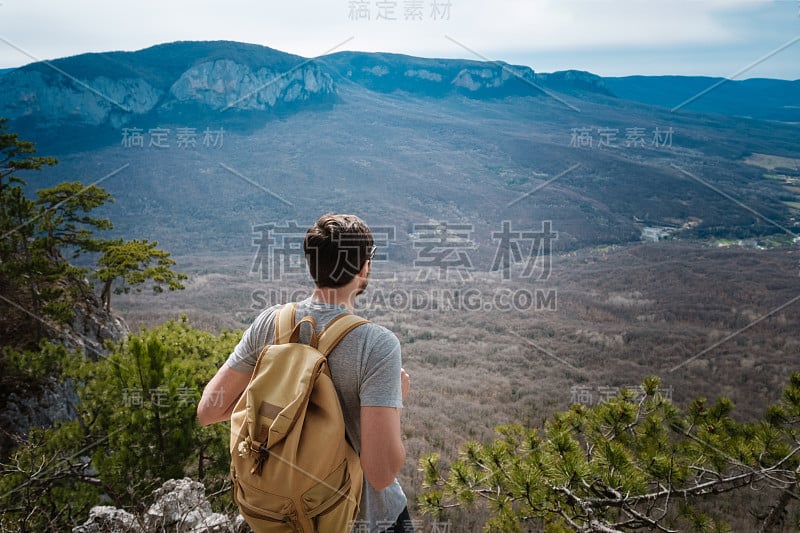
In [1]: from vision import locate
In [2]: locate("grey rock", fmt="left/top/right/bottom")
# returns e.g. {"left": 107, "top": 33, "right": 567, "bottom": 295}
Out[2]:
{"left": 73, "top": 479, "right": 235, "bottom": 533}
{"left": 233, "top": 515, "right": 251, "bottom": 533}
{"left": 0, "top": 285, "right": 127, "bottom": 456}
{"left": 0, "top": 70, "right": 161, "bottom": 126}
{"left": 145, "top": 478, "right": 233, "bottom": 532}
{"left": 62, "top": 291, "right": 128, "bottom": 361}
{"left": 363, "top": 65, "right": 390, "bottom": 77}
{"left": 404, "top": 69, "right": 443, "bottom": 82}
{"left": 169, "top": 60, "right": 334, "bottom": 110}
{"left": 73, "top": 505, "right": 139, "bottom": 533}
{"left": 452, "top": 65, "right": 533, "bottom": 92}
{"left": 1, "top": 379, "right": 78, "bottom": 438}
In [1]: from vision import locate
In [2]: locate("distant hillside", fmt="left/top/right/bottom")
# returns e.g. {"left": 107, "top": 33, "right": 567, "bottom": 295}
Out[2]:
{"left": 320, "top": 51, "right": 612, "bottom": 99}
{"left": 2, "top": 40, "right": 800, "bottom": 257}
{"left": 604, "top": 76, "right": 800, "bottom": 122}
{"left": 3, "top": 41, "right": 797, "bottom": 135}
{"left": 320, "top": 51, "right": 544, "bottom": 98}
{"left": 0, "top": 41, "right": 337, "bottom": 151}
{"left": 535, "top": 70, "right": 613, "bottom": 97}
{"left": 26, "top": 41, "right": 309, "bottom": 88}
{"left": 0, "top": 41, "right": 588, "bottom": 151}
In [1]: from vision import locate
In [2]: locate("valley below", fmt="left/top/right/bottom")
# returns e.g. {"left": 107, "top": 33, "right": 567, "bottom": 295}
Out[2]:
{"left": 114, "top": 238, "right": 800, "bottom": 528}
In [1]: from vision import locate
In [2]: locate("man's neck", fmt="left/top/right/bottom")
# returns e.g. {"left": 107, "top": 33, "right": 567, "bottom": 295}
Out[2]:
{"left": 309, "top": 286, "right": 356, "bottom": 312}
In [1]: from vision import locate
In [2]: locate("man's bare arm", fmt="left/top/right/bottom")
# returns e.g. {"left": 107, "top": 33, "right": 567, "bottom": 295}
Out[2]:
{"left": 360, "top": 406, "right": 405, "bottom": 491}
{"left": 197, "top": 364, "right": 252, "bottom": 426}
{"left": 359, "top": 368, "right": 411, "bottom": 491}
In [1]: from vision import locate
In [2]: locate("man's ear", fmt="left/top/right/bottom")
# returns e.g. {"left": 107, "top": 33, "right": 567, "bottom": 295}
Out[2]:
{"left": 359, "top": 260, "right": 371, "bottom": 277}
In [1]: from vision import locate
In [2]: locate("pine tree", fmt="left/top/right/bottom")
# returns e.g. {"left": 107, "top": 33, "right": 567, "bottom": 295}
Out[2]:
{"left": 0, "top": 119, "right": 187, "bottom": 332}
{"left": 93, "top": 238, "right": 188, "bottom": 312}
{"left": 420, "top": 374, "right": 800, "bottom": 532}
{"left": 35, "top": 181, "right": 113, "bottom": 260}
{"left": 0, "top": 319, "right": 240, "bottom": 531}
{"left": 1, "top": 118, "right": 59, "bottom": 336}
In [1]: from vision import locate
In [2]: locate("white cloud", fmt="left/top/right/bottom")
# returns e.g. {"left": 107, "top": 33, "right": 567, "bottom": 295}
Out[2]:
{"left": 0, "top": 0, "right": 795, "bottom": 78}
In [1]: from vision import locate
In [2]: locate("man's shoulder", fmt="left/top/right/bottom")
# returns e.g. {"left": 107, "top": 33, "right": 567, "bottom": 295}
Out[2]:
{"left": 249, "top": 303, "right": 282, "bottom": 330}
{"left": 260, "top": 303, "right": 283, "bottom": 318}
{"left": 354, "top": 319, "right": 394, "bottom": 335}
{"left": 255, "top": 302, "right": 401, "bottom": 349}
{"left": 351, "top": 319, "right": 400, "bottom": 351}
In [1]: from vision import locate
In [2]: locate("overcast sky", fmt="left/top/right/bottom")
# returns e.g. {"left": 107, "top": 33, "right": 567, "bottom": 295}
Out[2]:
{"left": 0, "top": 0, "right": 798, "bottom": 79}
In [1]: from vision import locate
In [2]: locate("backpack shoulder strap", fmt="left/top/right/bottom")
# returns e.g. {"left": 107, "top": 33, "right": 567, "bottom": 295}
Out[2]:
{"left": 317, "top": 314, "right": 369, "bottom": 356}
{"left": 273, "top": 303, "right": 298, "bottom": 345}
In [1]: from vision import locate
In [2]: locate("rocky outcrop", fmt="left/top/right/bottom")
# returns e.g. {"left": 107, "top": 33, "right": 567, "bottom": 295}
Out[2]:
{"left": 2, "top": 70, "right": 161, "bottom": 127}
{"left": 404, "top": 68, "right": 443, "bottom": 82}
{"left": 73, "top": 478, "right": 243, "bottom": 533}
{"left": 452, "top": 64, "right": 535, "bottom": 92}
{"left": 324, "top": 51, "right": 540, "bottom": 98}
{"left": 0, "top": 378, "right": 79, "bottom": 449}
{"left": 0, "top": 281, "right": 128, "bottom": 458}
{"left": 534, "top": 69, "right": 612, "bottom": 95}
{"left": 144, "top": 478, "right": 233, "bottom": 532}
{"left": 73, "top": 506, "right": 138, "bottom": 533}
{"left": 0, "top": 42, "right": 336, "bottom": 130}
{"left": 61, "top": 289, "right": 129, "bottom": 360}
{"left": 169, "top": 59, "right": 334, "bottom": 110}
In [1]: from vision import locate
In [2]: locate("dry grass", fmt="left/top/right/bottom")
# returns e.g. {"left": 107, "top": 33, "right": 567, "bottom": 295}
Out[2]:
{"left": 743, "top": 152, "right": 800, "bottom": 171}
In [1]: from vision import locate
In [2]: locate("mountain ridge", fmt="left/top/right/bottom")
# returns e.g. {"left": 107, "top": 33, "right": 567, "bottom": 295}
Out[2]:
{"left": 2, "top": 40, "right": 797, "bottom": 144}
{"left": 604, "top": 75, "right": 800, "bottom": 122}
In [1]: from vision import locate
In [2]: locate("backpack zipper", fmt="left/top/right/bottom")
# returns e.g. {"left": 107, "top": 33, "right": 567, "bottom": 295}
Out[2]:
{"left": 311, "top": 485, "right": 352, "bottom": 518}
{"left": 237, "top": 496, "right": 300, "bottom": 531}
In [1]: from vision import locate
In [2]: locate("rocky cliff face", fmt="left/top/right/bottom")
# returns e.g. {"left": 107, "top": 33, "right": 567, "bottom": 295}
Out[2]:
{"left": 3, "top": 70, "right": 162, "bottom": 127}
{"left": 534, "top": 69, "right": 612, "bottom": 96}
{"left": 0, "top": 284, "right": 128, "bottom": 458}
{"left": 322, "top": 51, "right": 542, "bottom": 97}
{"left": 0, "top": 43, "right": 336, "bottom": 129}
{"left": 169, "top": 60, "right": 333, "bottom": 110}
{"left": 451, "top": 65, "right": 534, "bottom": 91}
{"left": 62, "top": 289, "right": 129, "bottom": 360}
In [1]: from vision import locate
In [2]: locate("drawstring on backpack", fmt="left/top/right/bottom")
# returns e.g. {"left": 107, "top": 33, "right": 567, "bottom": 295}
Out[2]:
{"left": 251, "top": 442, "right": 270, "bottom": 476}
{"left": 238, "top": 435, "right": 271, "bottom": 476}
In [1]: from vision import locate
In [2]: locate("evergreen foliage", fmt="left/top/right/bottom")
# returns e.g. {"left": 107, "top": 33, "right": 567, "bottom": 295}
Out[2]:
{"left": 0, "top": 117, "right": 185, "bottom": 341}
{"left": 420, "top": 375, "right": 800, "bottom": 532}
{"left": 0, "top": 319, "right": 239, "bottom": 532}
{"left": 94, "top": 239, "right": 187, "bottom": 312}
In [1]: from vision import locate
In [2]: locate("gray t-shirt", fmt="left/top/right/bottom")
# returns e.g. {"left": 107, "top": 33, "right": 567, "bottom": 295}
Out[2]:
{"left": 226, "top": 298, "right": 407, "bottom": 532}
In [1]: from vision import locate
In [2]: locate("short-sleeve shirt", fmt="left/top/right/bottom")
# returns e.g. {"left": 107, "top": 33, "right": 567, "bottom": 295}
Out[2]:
{"left": 226, "top": 298, "right": 407, "bottom": 532}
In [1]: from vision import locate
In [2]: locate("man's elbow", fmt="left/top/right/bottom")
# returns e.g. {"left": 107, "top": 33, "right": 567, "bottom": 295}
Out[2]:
{"left": 363, "top": 447, "right": 405, "bottom": 491}
{"left": 197, "top": 397, "right": 227, "bottom": 426}
{"left": 196, "top": 403, "right": 214, "bottom": 426}
{"left": 365, "top": 473, "right": 394, "bottom": 492}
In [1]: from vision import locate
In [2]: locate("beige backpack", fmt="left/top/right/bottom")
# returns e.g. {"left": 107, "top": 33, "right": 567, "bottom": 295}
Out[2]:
{"left": 230, "top": 303, "right": 367, "bottom": 532}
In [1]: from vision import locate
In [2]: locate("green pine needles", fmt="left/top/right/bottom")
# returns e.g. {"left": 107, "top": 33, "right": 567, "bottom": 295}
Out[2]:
{"left": 420, "top": 375, "right": 800, "bottom": 532}
{"left": 0, "top": 319, "right": 240, "bottom": 532}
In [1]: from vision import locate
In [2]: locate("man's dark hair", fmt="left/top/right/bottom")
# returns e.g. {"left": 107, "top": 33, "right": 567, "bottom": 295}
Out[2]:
{"left": 304, "top": 214, "right": 375, "bottom": 288}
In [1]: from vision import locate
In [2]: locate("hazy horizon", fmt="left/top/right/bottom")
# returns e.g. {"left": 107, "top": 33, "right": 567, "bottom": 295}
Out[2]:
{"left": 1, "top": 1, "right": 798, "bottom": 79}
